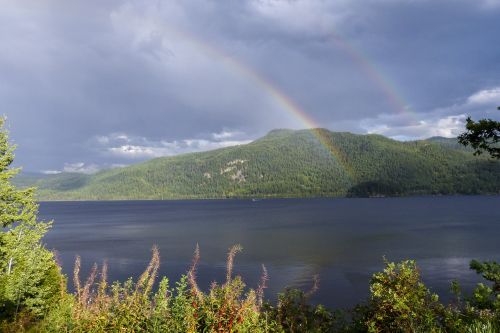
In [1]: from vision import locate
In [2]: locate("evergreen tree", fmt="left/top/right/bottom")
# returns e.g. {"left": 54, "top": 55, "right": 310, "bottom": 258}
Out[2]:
{"left": 0, "top": 117, "right": 63, "bottom": 320}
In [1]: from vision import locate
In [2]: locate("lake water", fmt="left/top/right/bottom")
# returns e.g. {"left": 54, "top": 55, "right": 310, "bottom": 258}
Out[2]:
{"left": 39, "top": 196, "right": 500, "bottom": 309}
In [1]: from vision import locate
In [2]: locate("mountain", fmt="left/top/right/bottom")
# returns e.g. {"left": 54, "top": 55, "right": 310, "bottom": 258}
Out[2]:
{"left": 13, "top": 129, "right": 500, "bottom": 200}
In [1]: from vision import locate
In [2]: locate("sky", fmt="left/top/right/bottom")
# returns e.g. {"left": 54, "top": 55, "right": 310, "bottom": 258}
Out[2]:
{"left": 2, "top": 0, "right": 500, "bottom": 173}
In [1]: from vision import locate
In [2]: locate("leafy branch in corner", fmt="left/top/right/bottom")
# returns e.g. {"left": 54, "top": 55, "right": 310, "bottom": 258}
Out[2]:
{"left": 458, "top": 106, "right": 500, "bottom": 159}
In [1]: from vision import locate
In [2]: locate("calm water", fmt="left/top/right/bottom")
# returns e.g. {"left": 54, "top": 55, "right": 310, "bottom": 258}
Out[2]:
{"left": 39, "top": 196, "right": 500, "bottom": 309}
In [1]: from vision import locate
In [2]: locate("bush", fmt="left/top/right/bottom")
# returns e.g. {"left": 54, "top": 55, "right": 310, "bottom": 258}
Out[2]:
{"left": 263, "top": 276, "right": 338, "bottom": 333}
{"left": 363, "top": 259, "right": 444, "bottom": 332}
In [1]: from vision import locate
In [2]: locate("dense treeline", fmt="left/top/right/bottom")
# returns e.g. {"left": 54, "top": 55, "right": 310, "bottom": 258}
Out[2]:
{"left": 15, "top": 129, "right": 500, "bottom": 200}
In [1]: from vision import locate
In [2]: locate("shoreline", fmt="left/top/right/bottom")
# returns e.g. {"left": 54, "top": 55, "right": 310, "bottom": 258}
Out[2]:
{"left": 37, "top": 192, "right": 500, "bottom": 203}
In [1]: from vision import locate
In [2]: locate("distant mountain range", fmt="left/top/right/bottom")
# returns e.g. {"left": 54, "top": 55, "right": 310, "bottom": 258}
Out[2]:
{"left": 13, "top": 129, "right": 500, "bottom": 200}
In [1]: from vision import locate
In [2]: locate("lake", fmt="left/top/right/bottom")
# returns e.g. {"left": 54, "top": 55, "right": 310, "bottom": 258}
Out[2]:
{"left": 39, "top": 196, "right": 500, "bottom": 309}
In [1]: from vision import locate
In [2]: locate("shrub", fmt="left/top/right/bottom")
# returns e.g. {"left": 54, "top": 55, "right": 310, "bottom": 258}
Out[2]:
{"left": 363, "top": 259, "right": 444, "bottom": 332}
{"left": 261, "top": 275, "right": 346, "bottom": 333}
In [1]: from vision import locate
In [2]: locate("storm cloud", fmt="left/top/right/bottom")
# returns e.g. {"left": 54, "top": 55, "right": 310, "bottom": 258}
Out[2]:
{"left": 2, "top": 0, "right": 499, "bottom": 172}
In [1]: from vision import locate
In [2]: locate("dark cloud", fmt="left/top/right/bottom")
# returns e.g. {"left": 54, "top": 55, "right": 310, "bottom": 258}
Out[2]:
{"left": 2, "top": 0, "right": 499, "bottom": 172}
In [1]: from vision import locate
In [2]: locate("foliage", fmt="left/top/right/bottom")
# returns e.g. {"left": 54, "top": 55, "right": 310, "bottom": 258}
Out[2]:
{"left": 362, "top": 260, "right": 444, "bottom": 332}
{"left": 458, "top": 107, "right": 500, "bottom": 159}
{"left": 14, "top": 129, "right": 500, "bottom": 200}
{"left": 437, "top": 262, "right": 500, "bottom": 333}
{"left": 2, "top": 242, "right": 500, "bottom": 332}
{"left": 0, "top": 117, "right": 64, "bottom": 323}
{"left": 348, "top": 259, "right": 500, "bottom": 333}
{"left": 467, "top": 260, "right": 500, "bottom": 313}
{"left": 470, "top": 260, "right": 500, "bottom": 292}
{"left": 28, "top": 245, "right": 279, "bottom": 333}
{"left": 263, "top": 277, "right": 338, "bottom": 333}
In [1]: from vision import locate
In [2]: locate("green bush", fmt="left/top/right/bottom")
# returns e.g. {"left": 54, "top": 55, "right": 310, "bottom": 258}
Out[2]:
{"left": 263, "top": 277, "right": 337, "bottom": 333}
{"left": 363, "top": 260, "right": 444, "bottom": 332}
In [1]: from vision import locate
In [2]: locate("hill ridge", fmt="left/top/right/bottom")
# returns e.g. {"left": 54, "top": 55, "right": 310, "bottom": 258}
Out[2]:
{"left": 14, "top": 129, "right": 500, "bottom": 200}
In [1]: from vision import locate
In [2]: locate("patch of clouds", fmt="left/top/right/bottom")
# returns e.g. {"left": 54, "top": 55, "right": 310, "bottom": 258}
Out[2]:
{"left": 110, "top": 163, "right": 128, "bottom": 169}
{"left": 247, "top": 0, "right": 500, "bottom": 40}
{"left": 360, "top": 87, "right": 500, "bottom": 140}
{"left": 62, "top": 162, "right": 101, "bottom": 174}
{"left": 477, "top": 0, "right": 500, "bottom": 9}
{"left": 95, "top": 136, "right": 110, "bottom": 145}
{"left": 42, "top": 162, "right": 128, "bottom": 175}
{"left": 211, "top": 130, "right": 245, "bottom": 140}
{"left": 41, "top": 170, "right": 62, "bottom": 175}
{"left": 108, "top": 145, "right": 170, "bottom": 159}
{"left": 466, "top": 87, "right": 500, "bottom": 105}
{"left": 97, "top": 132, "right": 252, "bottom": 159}
{"left": 248, "top": 0, "right": 346, "bottom": 37}
{"left": 95, "top": 133, "right": 132, "bottom": 145}
{"left": 107, "top": 2, "right": 289, "bottom": 120}
{"left": 360, "top": 114, "right": 467, "bottom": 140}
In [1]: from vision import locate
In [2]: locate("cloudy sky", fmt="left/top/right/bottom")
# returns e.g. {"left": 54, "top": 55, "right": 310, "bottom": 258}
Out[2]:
{"left": 2, "top": 0, "right": 500, "bottom": 173}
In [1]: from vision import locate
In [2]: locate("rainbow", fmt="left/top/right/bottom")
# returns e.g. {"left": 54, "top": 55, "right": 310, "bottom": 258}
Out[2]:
{"left": 153, "top": 24, "right": 414, "bottom": 182}
{"left": 328, "top": 32, "right": 414, "bottom": 120}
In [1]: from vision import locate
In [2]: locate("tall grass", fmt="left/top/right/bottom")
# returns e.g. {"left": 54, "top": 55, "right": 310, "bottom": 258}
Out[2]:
{"left": 4, "top": 246, "right": 499, "bottom": 332}
{"left": 34, "top": 244, "right": 278, "bottom": 333}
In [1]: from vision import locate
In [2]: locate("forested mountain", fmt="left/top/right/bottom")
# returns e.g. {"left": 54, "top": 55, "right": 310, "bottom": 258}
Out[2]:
{"left": 14, "top": 129, "right": 500, "bottom": 200}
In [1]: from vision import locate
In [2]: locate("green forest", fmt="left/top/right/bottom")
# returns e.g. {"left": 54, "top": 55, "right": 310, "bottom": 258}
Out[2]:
{"left": 14, "top": 129, "right": 500, "bottom": 200}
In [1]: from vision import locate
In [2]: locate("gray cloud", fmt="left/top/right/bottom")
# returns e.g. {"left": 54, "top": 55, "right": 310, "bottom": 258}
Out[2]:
{"left": 1, "top": 0, "right": 499, "bottom": 172}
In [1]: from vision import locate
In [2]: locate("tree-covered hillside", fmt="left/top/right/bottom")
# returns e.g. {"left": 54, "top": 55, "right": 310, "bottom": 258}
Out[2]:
{"left": 15, "top": 129, "right": 500, "bottom": 200}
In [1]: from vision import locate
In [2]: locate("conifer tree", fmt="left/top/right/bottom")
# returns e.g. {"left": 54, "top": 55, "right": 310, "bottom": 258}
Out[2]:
{"left": 0, "top": 117, "right": 63, "bottom": 319}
